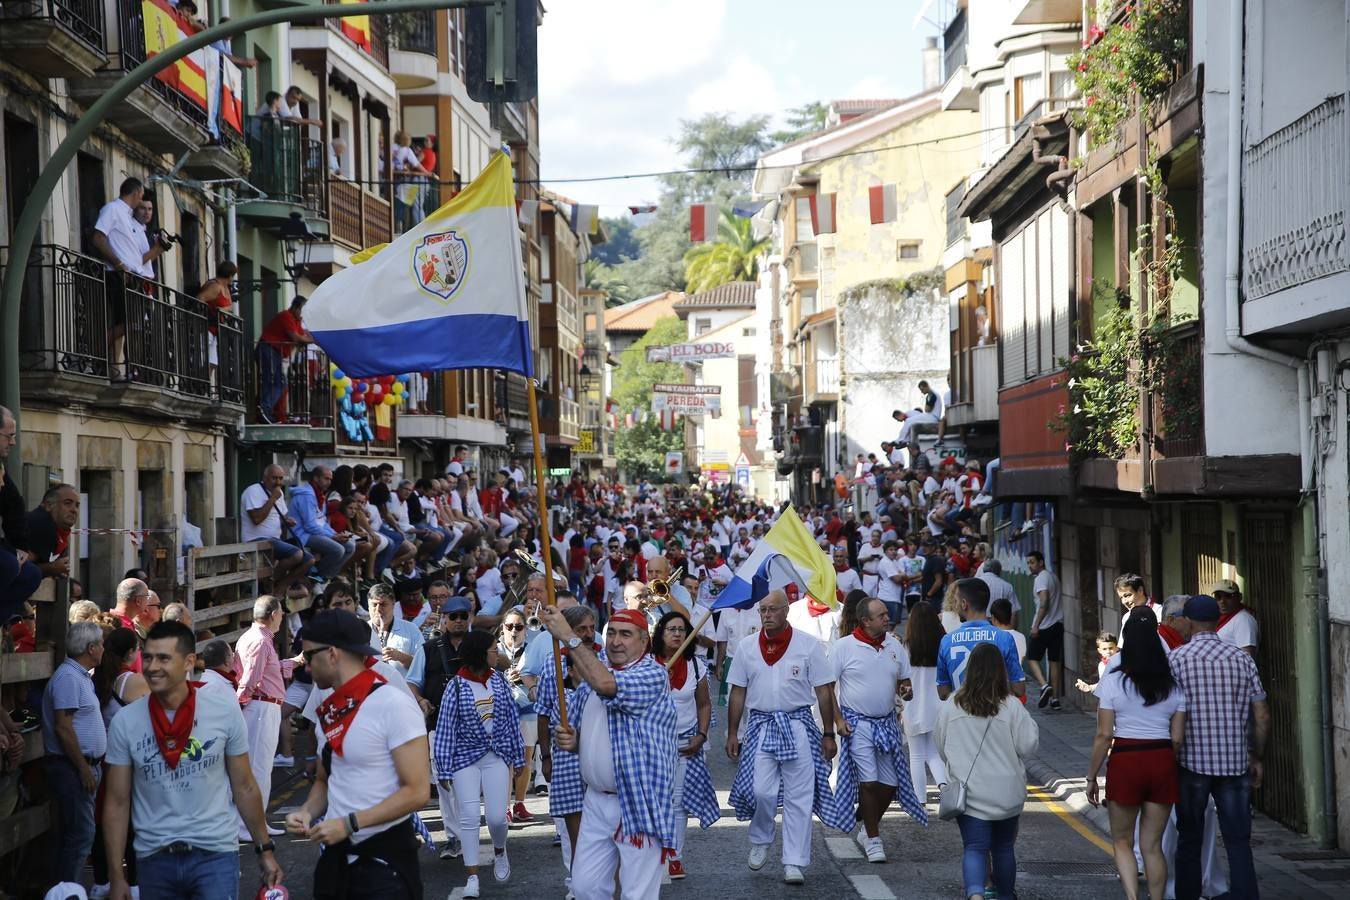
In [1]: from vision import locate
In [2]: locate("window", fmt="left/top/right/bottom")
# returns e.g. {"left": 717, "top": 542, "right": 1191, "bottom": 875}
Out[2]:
{"left": 800, "top": 289, "right": 817, "bottom": 316}
{"left": 798, "top": 242, "right": 818, "bottom": 274}
{"left": 897, "top": 240, "right": 921, "bottom": 260}
{"left": 999, "top": 203, "right": 1072, "bottom": 387}
{"left": 448, "top": 10, "right": 467, "bottom": 82}
{"left": 794, "top": 196, "right": 815, "bottom": 241}
{"left": 742, "top": 327, "right": 757, "bottom": 337}
{"left": 694, "top": 317, "right": 712, "bottom": 336}
{"left": 1013, "top": 73, "right": 1044, "bottom": 122}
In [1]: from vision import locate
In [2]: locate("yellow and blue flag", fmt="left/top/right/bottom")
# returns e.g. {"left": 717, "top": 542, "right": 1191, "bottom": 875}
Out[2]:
{"left": 306, "top": 151, "right": 533, "bottom": 378}
{"left": 711, "top": 504, "right": 837, "bottom": 610}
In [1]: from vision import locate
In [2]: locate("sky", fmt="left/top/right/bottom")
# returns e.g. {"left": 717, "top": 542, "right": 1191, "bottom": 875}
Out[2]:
{"left": 536, "top": 0, "right": 948, "bottom": 216}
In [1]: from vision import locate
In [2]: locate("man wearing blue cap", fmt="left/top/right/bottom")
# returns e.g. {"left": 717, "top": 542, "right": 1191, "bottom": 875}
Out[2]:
{"left": 1168, "top": 594, "right": 1269, "bottom": 900}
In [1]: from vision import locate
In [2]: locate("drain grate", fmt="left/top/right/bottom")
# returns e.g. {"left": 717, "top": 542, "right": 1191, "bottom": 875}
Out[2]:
{"left": 1020, "top": 861, "right": 1120, "bottom": 877}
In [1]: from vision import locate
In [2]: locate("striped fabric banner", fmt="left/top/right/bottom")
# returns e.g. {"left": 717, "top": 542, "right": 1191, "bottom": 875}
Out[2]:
{"left": 690, "top": 203, "right": 716, "bottom": 242}
{"left": 809, "top": 192, "right": 836, "bottom": 235}
{"left": 869, "top": 184, "right": 897, "bottom": 224}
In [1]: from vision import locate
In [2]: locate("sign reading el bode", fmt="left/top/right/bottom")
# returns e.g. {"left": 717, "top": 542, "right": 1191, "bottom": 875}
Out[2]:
{"left": 645, "top": 341, "right": 736, "bottom": 363}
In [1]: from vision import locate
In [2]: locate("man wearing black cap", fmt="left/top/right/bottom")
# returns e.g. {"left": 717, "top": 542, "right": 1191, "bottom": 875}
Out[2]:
{"left": 287, "top": 610, "right": 430, "bottom": 899}
{"left": 1168, "top": 594, "right": 1269, "bottom": 900}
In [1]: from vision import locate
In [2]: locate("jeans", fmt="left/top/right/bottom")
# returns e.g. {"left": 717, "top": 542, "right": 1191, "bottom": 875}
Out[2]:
{"left": 137, "top": 846, "right": 239, "bottom": 900}
{"left": 305, "top": 534, "right": 356, "bottom": 579}
{"left": 375, "top": 524, "right": 405, "bottom": 572}
{"left": 0, "top": 548, "right": 42, "bottom": 621}
{"left": 955, "top": 813, "right": 1018, "bottom": 899}
{"left": 46, "top": 757, "right": 99, "bottom": 883}
{"left": 1176, "top": 767, "right": 1258, "bottom": 899}
{"left": 257, "top": 344, "right": 285, "bottom": 417}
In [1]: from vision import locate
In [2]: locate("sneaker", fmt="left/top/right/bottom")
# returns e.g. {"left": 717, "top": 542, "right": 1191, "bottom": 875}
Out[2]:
{"left": 273, "top": 754, "right": 294, "bottom": 767}
{"left": 551, "top": 833, "right": 562, "bottom": 847}
{"left": 865, "top": 837, "right": 886, "bottom": 863}
{"left": 90, "top": 885, "right": 111, "bottom": 900}
{"left": 748, "top": 844, "right": 768, "bottom": 870}
{"left": 530, "top": 782, "right": 549, "bottom": 796}
{"left": 1050, "top": 698, "right": 1063, "bottom": 711}
{"left": 493, "top": 849, "right": 511, "bottom": 882}
{"left": 439, "top": 833, "right": 462, "bottom": 859}
{"left": 13, "top": 709, "right": 38, "bottom": 733}
{"left": 381, "top": 568, "right": 396, "bottom": 586}
{"left": 1037, "top": 683, "right": 1052, "bottom": 709}
{"left": 511, "top": 801, "right": 534, "bottom": 822}
{"left": 463, "top": 874, "right": 480, "bottom": 898}
{"left": 668, "top": 858, "right": 687, "bottom": 879}
{"left": 783, "top": 864, "right": 805, "bottom": 885}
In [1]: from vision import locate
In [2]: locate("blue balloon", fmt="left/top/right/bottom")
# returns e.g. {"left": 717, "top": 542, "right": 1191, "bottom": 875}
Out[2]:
{"left": 332, "top": 368, "right": 345, "bottom": 381}
{"left": 398, "top": 373, "right": 411, "bottom": 383}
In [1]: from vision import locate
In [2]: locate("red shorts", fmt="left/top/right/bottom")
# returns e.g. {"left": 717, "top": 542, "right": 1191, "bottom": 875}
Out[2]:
{"left": 1105, "top": 738, "right": 1178, "bottom": 806}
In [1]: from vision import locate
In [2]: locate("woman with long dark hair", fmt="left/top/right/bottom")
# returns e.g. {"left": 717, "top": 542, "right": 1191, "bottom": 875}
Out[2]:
{"left": 837, "top": 588, "right": 870, "bottom": 639}
{"left": 653, "top": 610, "right": 718, "bottom": 878}
{"left": 93, "top": 627, "right": 146, "bottom": 897}
{"left": 936, "top": 643, "right": 1040, "bottom": 900}
{"left": 903, "top": 600, "right": 948, "bottom": 806}
{"left": 1086, "top": 608, "right": 1186, "bottom": 900}
{"left": 432, "top": 629, "right": 524, "bottom": 898}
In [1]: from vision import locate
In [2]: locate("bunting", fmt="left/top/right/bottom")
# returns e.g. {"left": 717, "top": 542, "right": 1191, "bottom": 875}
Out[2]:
{"left": 628, "top": 204, "right": 657, "bottom": 215}
{"left": 517, "top": 198, "right": 539, "bottom": 228}
{"left": 809, "top": 192, "right": 836, "bottom": 235}
{"left": 868, "top": 184, "right": 897, "bottom": 225}
{"left": 570, "top": 203, "right": 599, "bottom": 235}
{"left": 690, "top": 203, "right": 716, "bottom": 242}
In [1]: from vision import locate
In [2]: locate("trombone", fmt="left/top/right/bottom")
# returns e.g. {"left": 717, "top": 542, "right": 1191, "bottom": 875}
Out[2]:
{"left": 643, "top": 567, "right": 684, "bottom": 609}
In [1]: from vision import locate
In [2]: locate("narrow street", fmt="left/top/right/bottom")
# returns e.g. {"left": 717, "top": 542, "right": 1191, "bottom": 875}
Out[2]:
{"left": 244, "top": 712, "right": 1118, "bottom": 899}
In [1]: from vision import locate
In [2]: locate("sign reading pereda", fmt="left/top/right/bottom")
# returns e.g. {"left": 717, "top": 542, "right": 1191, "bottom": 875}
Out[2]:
{"left": 652, "top": 393, "right": 721, "bottom": 414}
{"left": 645, "top": 341, "right": 736, "bottom": 363}
{"left": 652, "top": 383, "right": 722, "bottom": 395}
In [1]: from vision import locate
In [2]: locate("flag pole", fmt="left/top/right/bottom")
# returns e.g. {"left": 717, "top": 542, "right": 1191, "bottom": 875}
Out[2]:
{"left": 664, "top": 607, "right": 714, "bottom": 672}
{"left": 526, "top": 377, "right": 569, "bottom": 729}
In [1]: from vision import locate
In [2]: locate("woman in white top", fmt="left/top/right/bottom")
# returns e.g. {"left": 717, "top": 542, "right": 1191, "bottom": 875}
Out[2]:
{"left": 1086, "top": 610, "right": 1186, "bottom": 900}
{"left": 902, "top": 600, "right": 948, "bottom": 807}
{"left": 939, "top": 580, "right": 963, "bottom": 634}
{"left": 92, "top": 627, "right": 149, "bottom": 896}
{"left": 495, "top": 608, "right": 537, "bottom": 823}
{"left": 936, "top": 642, "right": 1040, "bottom": 900}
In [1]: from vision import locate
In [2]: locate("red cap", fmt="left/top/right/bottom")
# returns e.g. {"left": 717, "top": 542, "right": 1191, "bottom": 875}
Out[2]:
{"left": 783, "top": 583, "right": 801, "bottom": 602}
{"left": 608, "top": 609, "right": 648, "bottom": 632}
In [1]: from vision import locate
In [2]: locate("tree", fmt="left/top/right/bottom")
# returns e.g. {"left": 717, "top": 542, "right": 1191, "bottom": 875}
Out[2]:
{"left": 613, "top": 316, "right": 687, "bottom": 480}
{"left": 591, "top": 217, "right": 639, "bottom": 265}
{"left": 682, "top": 211, "right": 770, "bottom": 293}
{"left": 770, "top": 101, "right": 829, "bottom": 144}
{"left": 583, "top": 259, "right": 634, "bottom": 305}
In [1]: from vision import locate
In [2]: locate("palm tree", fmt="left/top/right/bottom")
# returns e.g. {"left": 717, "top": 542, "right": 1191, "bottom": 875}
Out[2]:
{"left": 682, "top": 211, "right": 770, "bottom": 293}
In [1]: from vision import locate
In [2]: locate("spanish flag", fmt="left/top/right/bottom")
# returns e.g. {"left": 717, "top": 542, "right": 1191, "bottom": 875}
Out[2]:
{"left": 142, "top": 0, "right": 207, "bottom": 109}
{"left": 340, "top": 0, "right": 372, "bottom": 51}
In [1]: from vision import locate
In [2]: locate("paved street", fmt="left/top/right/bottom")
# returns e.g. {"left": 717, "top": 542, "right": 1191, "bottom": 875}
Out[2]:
{"left": 243, "top": 711, "right": 1121, "bottom": 899}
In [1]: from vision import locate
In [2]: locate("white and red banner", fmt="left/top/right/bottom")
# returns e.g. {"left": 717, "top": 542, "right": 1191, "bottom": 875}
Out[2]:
{"left": 809, "top": 192, "right": 836, "bottom": 235}
{"left": 690, "top": 203, "right": 717, "bottom": 242}
{"left": 869, "top": 184, "right": 896, "bottom": 225}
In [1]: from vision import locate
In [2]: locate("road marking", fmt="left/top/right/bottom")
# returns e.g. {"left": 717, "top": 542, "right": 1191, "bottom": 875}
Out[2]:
{"left": 826, "top": 835, "right": 864, "bottom": 859}
{"left": 268, "top": 779, "right": 304, "bottom": 813}
{"left": 1026, "top": 784, "right": 1113, "bottom": 854}
{"left": 848, "top": 873, "right": 897, "bottom": 899}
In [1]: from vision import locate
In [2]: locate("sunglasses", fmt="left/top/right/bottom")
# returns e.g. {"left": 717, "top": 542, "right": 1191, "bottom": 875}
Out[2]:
{"left": 302, "top": 646, "right": 331, "bottom": 662}
{"left": 503, "top": 622, "right": 525, "bottom": 632}
{"left": 445, "top": 612, "right": 470, "bottom": 621}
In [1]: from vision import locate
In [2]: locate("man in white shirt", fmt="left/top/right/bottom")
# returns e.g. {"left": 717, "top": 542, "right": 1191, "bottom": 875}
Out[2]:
{"left": 977, "top": 560, "right": 1021, "bottom": 616}
{"left": 857, "top": 530, "right": 884, "bottom": 596}
{"left": 694, "top": 547, "right": 733, "bottom": 607}
{"left": 726, "top": 590, "right": 848, "bottom": 885}
{"left": 1025, "top": 551, "right": 1064, "bottom": 710}
{"left": 240, "top": 464, "right": 312, "bottom": 597}
{"left": 876, "top": 541, "right": 905, "bottom": 622}
{"left": 1211, "top": 578, "right": 1259, "bottom": 658}
{"left": 91, "top": 177, "right": 152, "bottom": 379}
{"left": 832, "top": 598, "right": 926, "bottom": 862}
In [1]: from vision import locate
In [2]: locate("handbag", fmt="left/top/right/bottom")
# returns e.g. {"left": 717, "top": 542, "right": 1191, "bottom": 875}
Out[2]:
{"left": 938, "top": 718, "right": 993, "bottom": 821}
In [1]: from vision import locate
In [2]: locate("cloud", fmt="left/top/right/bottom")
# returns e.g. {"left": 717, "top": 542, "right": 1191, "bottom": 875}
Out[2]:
{"left": 685, "top": 57, "right": 781, "bottom": 118}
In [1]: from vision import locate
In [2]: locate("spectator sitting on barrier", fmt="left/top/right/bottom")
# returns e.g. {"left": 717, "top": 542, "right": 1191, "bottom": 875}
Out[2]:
{"left": 24, "top": 483, "right": 78, "bottom": 586}
{"left": 0, "top": 407, "right": 42, "bottom": 625}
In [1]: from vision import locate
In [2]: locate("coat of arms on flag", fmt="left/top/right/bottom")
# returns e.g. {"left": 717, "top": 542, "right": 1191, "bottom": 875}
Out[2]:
{"left": 412, "top": 231, "right": 469, "bottom": 303}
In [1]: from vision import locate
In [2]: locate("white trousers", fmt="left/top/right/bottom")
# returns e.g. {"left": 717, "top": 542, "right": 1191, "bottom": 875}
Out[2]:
{"left": 898, "top": 411, "right": 939, "bottom": 444}
{"left": 671, "top": 754, "right": 689, "bottom": 857}
{"left": 237, "top": 700, "right": 281, "bottom": 835}
{"left": 906, "top": 730, "right": 947, "bottom": 804}
{"left": 553, "top": 816, "right": 573, "bottom": 871}
{"left": 455, "top": 752, "right": 510, "bottom": 867}
{"left": 499, "top": 512, "right": 519, "bottom": 537}
{"left": 749, "top": 718, "right": 814, "bottom": 867}
{"left": 1158, "top": 798, "right": 1228, "bottom": 898}
{"left": 572, "top": 789, "right": 663, "bottom": 900}
{"left": 862, "top": 574, "right": 880, "bottom": 596}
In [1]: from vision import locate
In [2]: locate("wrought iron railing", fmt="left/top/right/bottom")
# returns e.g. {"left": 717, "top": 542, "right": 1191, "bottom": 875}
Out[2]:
{"left": 0, "top": 0, "right": 105, "bottom": 53}
{"left": 246, "top": 116, "right": 327, "bottom": 215}
{"left": 946, "top": 180, "right": 968, "bottom": 248}
{"left": 8, "top": 244, "right": 109, "bottom": 379}
{"left": 248, "top": 344, "right": 334, "bottom": 429}
{"left": 396, "top": 9, "right": 436, "bottom": 54}
{"left": 112, "top": 0, "right": 208, "bottom": 131}
{"left": 324, "top": 0, "right": 389, "bottom": 67}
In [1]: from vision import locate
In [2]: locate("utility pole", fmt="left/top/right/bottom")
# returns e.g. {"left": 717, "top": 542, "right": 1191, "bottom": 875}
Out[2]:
{"left": 0, "top": 0, "right": 518, "bottom": 459}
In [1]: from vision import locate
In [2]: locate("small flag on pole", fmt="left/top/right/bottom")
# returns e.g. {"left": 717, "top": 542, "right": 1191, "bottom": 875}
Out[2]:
{"left": 628, "top": 205, "right": 657, "bottom": 215}
{"left": 869, "top": 184, "right": 897, "bottom": 225}
{"left": 690, "top": 204, "right": 717, "bottom": 242}
{"left": 570, "top": 203, "right": 599, "bottom": 234}
{"left": 732, "top": 199, "right": 769, "bottom": 218}
{"left": 809, "top": 193, "right": 836, "bottom": 235}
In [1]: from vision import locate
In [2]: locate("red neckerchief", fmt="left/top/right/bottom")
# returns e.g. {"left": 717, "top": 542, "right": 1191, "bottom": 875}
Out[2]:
{"left": 213, "top": 666, "right": 240, "bottom": 691}
{"left": 659, "top": 655, "right": 689, "bottom": 690}
{"left": 148, "top": 681, "right": 203, "bottom": 769}
{"left": 312, "top": 481, "right": 325, "bottom": 509}
{"left": 457, "top": 666, "right": 492, "bottom": 686}
{"left": 1217, "top": 607, "right": 1240, "bottom": 629}
{"left": 316, "top": 667, "right": 386, "bottom": 757}
{"left": 808, "top": 596, "right": 832, "bottom": 617}
{"left": 54, "top": 527, "right": 70, "bottom": 559}
{"left": 1158, "top": 624, "right": 1185, "bottom": 649}
{"left": 759, "top": 625, "right": 793, "bottom": 666}
{"left": 852, "top": 626, "right": 886, "bottom": 649}
{"left": 833, "top": 561, "right": 850, "bottom": 572}
{"left": 399, "top": 599, "right": 424, "bottom": 621}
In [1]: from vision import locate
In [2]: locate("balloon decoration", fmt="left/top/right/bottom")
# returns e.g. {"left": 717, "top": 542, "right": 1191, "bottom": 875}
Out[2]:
{"left": 329, "top": 364, "right": 416, "bottom": 442}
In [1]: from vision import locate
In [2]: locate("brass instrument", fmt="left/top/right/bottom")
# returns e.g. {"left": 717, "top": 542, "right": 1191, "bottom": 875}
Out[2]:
{"left": 643, "top": 567, "right": 684, "bottom": 609}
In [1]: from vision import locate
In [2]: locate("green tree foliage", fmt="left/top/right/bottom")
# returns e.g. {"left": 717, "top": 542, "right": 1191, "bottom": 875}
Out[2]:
{"left": 682, "top": 211, "right": 769, "bottom": 293}
{"left": 584, "top": 259, "right": 634, "bottom": 305}
{"left": 770, "top": 101, "right": 829, "bottom": 144}
{"left": 613, "top": 317, "right": 687, "bottom": 480}
{"left": 591, "top": 217, "right": 639, "bottom": 265}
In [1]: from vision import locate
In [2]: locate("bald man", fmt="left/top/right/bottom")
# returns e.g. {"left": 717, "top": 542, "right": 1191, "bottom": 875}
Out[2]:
{"left": 241, "top": 464, "right": 312, "bottom": 594}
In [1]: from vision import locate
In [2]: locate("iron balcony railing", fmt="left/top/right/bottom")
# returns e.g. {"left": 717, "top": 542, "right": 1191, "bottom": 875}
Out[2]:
{"left": 396, "top": 9, "right": 437, "bottom": 54}
{"left": 113, "top": 0, "right": 208, "bottom": 131}
{"left": 946, "top": 180, "right": 968, "bottom": 248}
{"left": 324, "top": 0, "right": 389, "bottom": 68}
{"left": 248, "top": 344, "right": 335, "bottom": 430}
{"left": 1, "top": 0, "right": 105, "bottom": 54}
{"left": 10, "top": 244, "right": 109, "bottom": 379}
{"left": 122, "top": 277, "right": 245, "bottom": 401}
{"left": 246, "top": 116, "right": 327, "bottom": 215}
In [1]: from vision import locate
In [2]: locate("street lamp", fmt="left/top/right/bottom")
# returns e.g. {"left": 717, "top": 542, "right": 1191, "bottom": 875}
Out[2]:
{"left": 279, "top": 211, "right": 316, "bottom": 282}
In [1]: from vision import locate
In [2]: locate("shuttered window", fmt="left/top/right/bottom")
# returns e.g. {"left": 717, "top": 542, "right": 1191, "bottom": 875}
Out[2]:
{"left": 997, "top": 203, "right": 1072, "bottom": 387}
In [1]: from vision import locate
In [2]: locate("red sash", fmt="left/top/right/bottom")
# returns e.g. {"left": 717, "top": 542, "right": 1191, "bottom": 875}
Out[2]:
{"left": 316, "top": 668, "right": 386, "bottom": 757}
{"left": 148, "top": 682, "right": 204, "bottom": 769}
{"left": 1158, "top": 624, "right": 1185, "bottom": 650}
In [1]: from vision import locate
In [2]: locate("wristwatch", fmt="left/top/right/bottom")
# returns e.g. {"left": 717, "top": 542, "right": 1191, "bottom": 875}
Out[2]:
{"left": 255, "top": 840, "right": 276, "bottom": 855}
{"left": 565, "top": 636, "right": 583, "bottom": 650}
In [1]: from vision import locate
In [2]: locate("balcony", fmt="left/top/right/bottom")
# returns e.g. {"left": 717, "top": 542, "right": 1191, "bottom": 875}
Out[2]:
{"left": 543, "top": 396, "right": 580, "bottom": 445}
{"left": 947, "top": 343, "right": 999, "bottom": 427}
{"left": 811, "top": 355, "right": 839, "bottom": 400}
{"left": 0, "top": 0, "right": 107, "bottom": 77}
{"left": 778, "top": 424, "right": 823, "bottom": 470}
{"left": 6, "top": 245, "right": 242, "bottom": 423}
{"left": 392, "top": 179, "right": 444, "bottom": 237}
{"left": 942, "top": 8, "right": 966, "bottom": 79}
{"left": 397, "top": 372, "right": 506, "bottom": 444}
{"left": 1241, "top": 93, "right": 1350, "bottom": 335}
{"left": 940, "top": 9, "right": 977, "bottom": 111}
{"left": 1013, "top": 0, "right": 1082, "bottom": 25}
{"left": 236, "top": 116, "right": 329, "bottom": 229}
{"left": 389, "top": 10, "right": 437, "bottom": 89}
{"left": 240, "top": 346, "right": 335, "bottom": 445}
{"left": 323, "top": 0, "right": 388, "bottom": 69}
{"left": 328, "top": 177, "right": 393, "bottom": 251}
{"left": 67, "top": 0, "right": 208, "bottom": 154}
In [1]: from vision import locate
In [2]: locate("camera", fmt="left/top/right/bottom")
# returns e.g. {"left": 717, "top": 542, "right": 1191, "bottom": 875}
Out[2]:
{"left": 156, "top": 228, "right": 181, "bottom": 250}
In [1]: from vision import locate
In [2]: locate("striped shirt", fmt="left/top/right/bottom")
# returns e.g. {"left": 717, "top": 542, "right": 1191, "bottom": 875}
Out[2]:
{"left": 42, "top": 658, "right": 107, "bottom": 758}
{"left": 1169, "top": 632, "right": 1266, "bottom": 775}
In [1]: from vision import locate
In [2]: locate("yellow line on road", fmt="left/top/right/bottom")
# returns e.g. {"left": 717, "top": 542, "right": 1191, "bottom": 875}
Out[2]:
{"left": 269, "top": 776, "right": 305, "bottom": 812}
{"left": 1026, "top": 784, "right": 1113, "bottom": 855}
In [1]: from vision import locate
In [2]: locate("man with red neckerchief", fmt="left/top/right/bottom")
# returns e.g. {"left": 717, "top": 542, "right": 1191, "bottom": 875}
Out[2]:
{"left": 831, "top": 598, "right": 929, "bottom": 864}
{"left": 288, "top": 609, "right": 430, "bottom": 900}
{"left": 784, "top": 582, "right": 841, "bottom": 649}
{"left": 725, "top": 589, "right": 850, "bottom": 886}
{"left": 1211, "top": 578, "right": 1258, "bottom": 658}
{"left": 103, "top": 621, "right": 282, "bottom": 900}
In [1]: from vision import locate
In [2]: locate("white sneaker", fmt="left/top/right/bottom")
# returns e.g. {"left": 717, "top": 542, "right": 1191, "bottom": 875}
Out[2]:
{"left": 855, "top": 826, "right": 868, "bottom": 848}
{"left": 463, "top": 873, "right": 481, "bottom": 898}
{"left": 493, "top": 849, "right": 511, "bottom": 882}
{"left": 266, "top": 825, "right": 284, "bottom": 836}
{"left": 273, "top": 754, "right": 294, "bottom": 767}
{"left": 748, "top": 843, "right": 769, "bottom": 870}
{"left": 90, "top": 886, "right": 111, "bottom": 900}
{"left": 784, "top": 864, "right": 805, "bottom": 884}
{"left": 865, "top": 837, "right": 887, "bottom": 863}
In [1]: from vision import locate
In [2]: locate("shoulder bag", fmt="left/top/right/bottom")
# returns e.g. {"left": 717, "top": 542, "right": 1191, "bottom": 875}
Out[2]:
{"left": 938, "top": 717, "right": 993, "bottom": 821}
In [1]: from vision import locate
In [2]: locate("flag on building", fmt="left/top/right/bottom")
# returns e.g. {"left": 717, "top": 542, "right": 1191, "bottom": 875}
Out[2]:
{"left": 339, "top": 0, "right": 371, "bottom": 51}
{"left": 305, "top": 151, "right": 532, "bottom": 379}
{"left": 570, "top": 203, "right": 599, "bottom": 235}
{"left": 628, "top": 205, "right": 657, "bottom": 215}
{"left": 732, "top": 199, "right": 769, "bottom": 218}
{"left": 143, "top": 0, "right": 207, "bottom": 109}
{"left": 869, "top": 183, "right": 897, "bottom": 225}
{"left": 809, "top": 192, "right": 836, "bottom": 235}
{"left": 690, "top": 203, "right": 717, "bottom": 242}
{"left": 711, "top": 503, "right": 837, "bottom": 610}
{"left": 517, "top": 199, "right": 539, "bottom": 228}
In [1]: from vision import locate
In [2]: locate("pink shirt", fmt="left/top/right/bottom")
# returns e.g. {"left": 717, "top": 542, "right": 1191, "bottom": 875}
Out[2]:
{"left": 233, "top": 622, "right": 290, "bottom": 704}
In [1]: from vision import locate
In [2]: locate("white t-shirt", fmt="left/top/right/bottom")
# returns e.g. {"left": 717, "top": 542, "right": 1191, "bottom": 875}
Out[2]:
{"left": 832, "top": 633, "right": 911, "bottom": 718}
{"left": 322, "top": 682, "right": 426, "bottom": 843}
{"left": 727, "top": 629, "right": 831, "bottom": 712}
{"left": 93, "top": 198, "right": 144, "bottom": 271}
{"left": 386, "top": 494, "right": 413, "bottom": 534}
{"left": 835, "top": 567, "right": 863, "bottom": 597}
{"left": 1095, "top": 670, "right": 1186, "bottom": 741}
{"left": 786, "top": 602, "right": 840, "bottom": 650}
{"left": 876, "top": 555, "right": 903, "bottom": 603}
{"left": 857, "top": 543, "right": 884, "bottom": 575}
{"left": 467, "top": 678, "right": 494, "bottom": 737}
{"left": 1218, "top": 608, "right": 1259, "bottom": 650}
{"left": 903, "top": 665, "right": 942, "bottom": 736}
{"left": 697, "top": 563, "right": 733, "bottom": 605}
{"left": 579, "top": 691, "right": 616, "bottom": 792}
{"left": 1002, "top": 627, "right": 1027, "bottom": 662}
{"left": 1033, "top": 569, "right": 1064, "bottom": 628}
{"left": 240, "top": 483, "right": 287, "bottom": 541}
{"left": 669, "top": 657, "right": 703, "bottom": 735}
{"left": 715, "top": 607, "right": 760, "bottom": 651}
{"left": 978, "top": 572, "right": 1021, "bottom": 615}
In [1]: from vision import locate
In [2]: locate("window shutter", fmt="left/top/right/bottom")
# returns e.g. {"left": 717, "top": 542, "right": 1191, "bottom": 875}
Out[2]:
{"left": 1000, "top": 232, "right": 1026, "bottom": 386}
